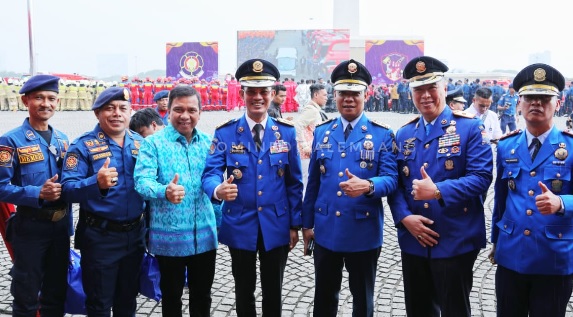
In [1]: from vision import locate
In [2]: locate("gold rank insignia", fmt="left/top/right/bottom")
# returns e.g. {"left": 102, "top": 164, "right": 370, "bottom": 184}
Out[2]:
{"left": 238, "top": 126, "right": 244, "bottom": 133}
{"left": 98, "top": 132, "right": 105, "bottom": 140}
{"left": 555, "top": 148, "right": 568, "bottom": 160}
{"left": 232, "top": 169, "right": 242, "bottom": 179}
{"left": 123, "top": 89, "right": 130, "bottom": 101}
{"left": 500, "top": 129, "right": 521, "bottom": 140}
{"left": 323, "top": 137, "right": 329, "bottom": 143}
{"left": 274, "top": 132, "right": 281, "bottom": 140}
{"left": 533, "top": 68, "right": 546, "bottom": 82}
{"left": 441, "top": 119, "right": 447, "bottom": 125}
{"left": 134, "top": 140, "right": 140, "bottom": 149}
{"left": 215, "top": 119, "right": 234, "bottom": 129}
{"left": 372, "top": 121, "right": 390, "bottom": 129}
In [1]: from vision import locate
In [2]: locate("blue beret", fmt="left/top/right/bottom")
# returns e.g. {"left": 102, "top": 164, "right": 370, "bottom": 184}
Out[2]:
{"left": 403, "top": 56, "right": 449, "bottom": 88}
{"left": 92, "top": 87, "right": 130, "bottom": 110}
{"left": 19, "top": 75, "right": 60, "bottom": 94}
{"left": 512, "top": 63, "right": 564, "bottom": 96}
{"left": 330, "top": 59, "right": 372, "bottom": 92}
{"left": 235, "top": 59, "right": 280, "bottom": 87}
{"left": 153, "top": 90, "right": 169, "bottom": 101}
{"left": 446, "top": 86, "right": 466, "bottom": 103}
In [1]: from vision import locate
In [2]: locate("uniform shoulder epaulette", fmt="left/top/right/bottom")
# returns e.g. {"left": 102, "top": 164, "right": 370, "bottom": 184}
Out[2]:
{"left": 275, "top": 117, "right": 295, "bottom": 127}
{"left": 370, "top": 120, "right": 390, "bottom": 129}
{"left": 316, "top": 118, "right": 335, "bottom": 127}
{"left": 71, "top": 132, "right": 91, "bottom": 145}
{"left": 499, "top": 129, "right": 521, "bottom": 141}
{"left": 562, "top": 129, "right": 573, "bottom": 137}
{"left": 401, "top": 116, "right": 419, "bottom": 127}
{"left": 215, "top": 118, "right": 235, "bottom": 129}
{"left": 452, "top": 110, "right": 476, "bottom": 119}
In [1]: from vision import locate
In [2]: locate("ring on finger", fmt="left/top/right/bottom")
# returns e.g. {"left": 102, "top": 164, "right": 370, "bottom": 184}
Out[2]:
{"left": 417, "top": 235, "right": 422, "bottom": 240}
{"left": 411, "top": 190, "right": 415, "bottom": 196}
{"left": 111, "top": 177, "right": 118, "bottom": 183}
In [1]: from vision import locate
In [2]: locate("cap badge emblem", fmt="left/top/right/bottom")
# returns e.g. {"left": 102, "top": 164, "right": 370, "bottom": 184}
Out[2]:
{"left": 533, "top": 68, "right": 546, "bottom": 82}
{"left": 416, "top": 61, "right": 426, "bottom": 73}
{"left": 252, "top": 61, "right": 263, "bottom": 73}
{"left": 123, "top": 89, "right": 130, "bottom": 100}
{"left": 348, "top": 62, "right": 358, "bottom": 74}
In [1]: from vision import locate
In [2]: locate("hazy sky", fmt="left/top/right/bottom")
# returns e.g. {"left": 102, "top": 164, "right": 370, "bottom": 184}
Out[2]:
{"left": 1, "top": 0, "right": 572, "bottom": 78}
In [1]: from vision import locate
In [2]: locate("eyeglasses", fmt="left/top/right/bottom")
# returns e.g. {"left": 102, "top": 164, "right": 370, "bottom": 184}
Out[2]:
{"left": 523, "top": 95, "right": 554, "bottom": 103}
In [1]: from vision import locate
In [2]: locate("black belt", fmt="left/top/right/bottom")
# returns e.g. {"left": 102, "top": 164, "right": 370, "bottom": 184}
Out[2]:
{"left": 85, "top": 212, "right": 143, "bottom": 232}
{"left": 17, "top": 204, "right": 67, "bottom": 222}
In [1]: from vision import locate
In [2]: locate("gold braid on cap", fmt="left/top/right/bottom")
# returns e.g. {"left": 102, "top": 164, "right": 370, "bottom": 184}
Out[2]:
{"left": 409, "top": 72, "right": 444, "bottom": 83}
{"left": 334, "top": 79, "right": 367, "bottom": 86}
{"left": 518, "top": 84, "right": 559, "bottom": 95}
{"left": 239, "top": 76, "right": 277, "bottom": 82}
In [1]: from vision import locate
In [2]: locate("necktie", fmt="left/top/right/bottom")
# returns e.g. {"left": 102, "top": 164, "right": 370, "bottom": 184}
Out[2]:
{"left": 530, "top": 137, "right": 541, "bottom": 160}
{"left": 425, "top": 123, "right": 432, "bottom": 136}
{"left": 344, "top": 124, "right": 353, "bottom": 140}
{"left": 253, "top": 123, "right": 263, "bottom": 151}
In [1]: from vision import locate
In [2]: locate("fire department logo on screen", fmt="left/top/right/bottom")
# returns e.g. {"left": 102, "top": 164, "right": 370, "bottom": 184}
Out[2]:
{"left": 179, "top": 51, "right": 204, "bottom": 78}
{"left": 381, "top": 53, "right": 406, "bottom": 81}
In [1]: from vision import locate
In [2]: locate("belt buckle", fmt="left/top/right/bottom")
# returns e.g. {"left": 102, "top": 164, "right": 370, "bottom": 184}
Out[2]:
{"left": 51, "top": 209, "right": 66, "bottom": 222}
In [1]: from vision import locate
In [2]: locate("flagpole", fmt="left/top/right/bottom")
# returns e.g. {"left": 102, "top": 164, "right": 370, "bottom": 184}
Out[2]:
{"left": 27, "top": 0, "right": 36, "bottom": 75}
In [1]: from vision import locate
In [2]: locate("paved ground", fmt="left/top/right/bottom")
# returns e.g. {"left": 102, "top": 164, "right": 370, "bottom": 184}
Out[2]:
{"left": 0, "top": 109, "right": 571, "bottom": 316}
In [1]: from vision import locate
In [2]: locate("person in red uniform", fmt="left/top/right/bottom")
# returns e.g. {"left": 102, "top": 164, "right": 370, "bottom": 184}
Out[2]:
{"left": 200, "top": 79, "right": 209, "bottom": 106}
{"left": 154, "top": 77, "right": 165, "bottom": 93}
{"left": 164, "top": 77, "right": 175, "bottom": 91}
{"left": 210, "top": 80, "right": 220, "bottom": 108}
{"left": 226, "top": 76, "right": 239, "bottom": 111}
{"left": 141, "top": 77, "right": 154, "bottom": 106}
{"left": 221, "top": 83, "right": 228, "bottom": 109}
{"left": 129, "top": 77, "right": 141, "bottom": 105}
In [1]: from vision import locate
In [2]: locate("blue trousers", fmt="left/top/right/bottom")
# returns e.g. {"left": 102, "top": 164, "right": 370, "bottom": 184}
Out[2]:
{"left": 500, "top": 114, "right": 516, "bottom": 133}
{"left": 9, "top": 213, "right": 70, "bottom": 317}
{"left": 78, "top": 221, "right": 145, "bottom": 317}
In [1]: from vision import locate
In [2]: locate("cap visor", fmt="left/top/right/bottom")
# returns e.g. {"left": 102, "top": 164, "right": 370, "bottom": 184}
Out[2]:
{"left": 409, "top": 76, "right": 443, "bottom": 88}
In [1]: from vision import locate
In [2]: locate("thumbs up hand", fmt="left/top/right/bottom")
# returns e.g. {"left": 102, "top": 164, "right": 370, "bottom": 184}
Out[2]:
{"left": 339, "top": 168, "right": 370, "bottom": 198}
{"left": 535, "top": 181, "right": 562, "bottom": 215}
{"left": 166, "top": 173, "right": 186, "bottom": 204}
{"left": 216, "top": 175, "right": 238, "bottom": 201}
{"left": 39, "top": 174, "right": 62, "bottom": 201}
{"left": 97, "top": 157, "right": 118, "bottom": 190}
{"left": 411, "top": 166, "right": 437, "bottom": 200}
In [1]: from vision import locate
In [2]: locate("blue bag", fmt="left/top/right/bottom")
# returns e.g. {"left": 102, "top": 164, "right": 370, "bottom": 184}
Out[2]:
{"left": 64, "top": 249, "right": 87, "bottom": 314}
{"left": 139, "top": 252, "right": 162, "bottom": 301}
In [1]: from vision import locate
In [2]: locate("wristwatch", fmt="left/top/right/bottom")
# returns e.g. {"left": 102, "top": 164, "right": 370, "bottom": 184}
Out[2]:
{"left": 366, "top": 179, "right": 375, "bottom": 196}
{"left": 290, "top": 225, "right": 302, "bottom": 231}
{"left": 434, "top": 187, "right": 442, "bottom": 200}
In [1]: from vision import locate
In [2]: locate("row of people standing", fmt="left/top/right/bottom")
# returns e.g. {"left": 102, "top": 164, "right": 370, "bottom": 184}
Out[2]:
{"left": 2, "top": 55, "right": 573, "bottom": 317}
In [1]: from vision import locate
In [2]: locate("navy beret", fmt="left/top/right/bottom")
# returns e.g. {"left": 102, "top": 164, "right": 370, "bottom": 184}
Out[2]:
{"left": 403, "top": 56, "right": 449, "bottom": 88}
{"left": 153, "top": 90, "right": 169, "bottom": 101}
{"left": 92, "top": 87, "right": 130, "bottom": 110}
{"left": 235, "top": 59, "right": 280, "bottom": 87}
{"left": 512, "top": 63, "right": 564, "bottom": 96}
{"left": 330, "top": 59, "right": 372, "bottom": 92}
{"left": 19, "top": 75, "right": 60, "bottom": 94}
{"left": 446, "top": 86, "right": 466, "bottom": 104}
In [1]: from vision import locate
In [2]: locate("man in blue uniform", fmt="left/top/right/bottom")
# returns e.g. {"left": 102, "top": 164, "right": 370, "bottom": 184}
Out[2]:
{"left": 491, "top": 63, "right": 573, "bottom": 317}
{"left": 497, "top": 83, "right": 520, "bottom": 133}
{"left": 388, "top": 56, "right": 493, "bottom": 317}
{"left": 302, "top": 59, "right": 398, "bottom": 316}
{"left": 201, "top": 59, "right": 303, "bottom": 317}
{"left": 61, "top": 87, "right": 146, "bottom": 317}
{"left": 153, "top": 90, "right": 169, "bottom": 125}
{"left": 0, "top": 75, "right": 72, "bottom": 317}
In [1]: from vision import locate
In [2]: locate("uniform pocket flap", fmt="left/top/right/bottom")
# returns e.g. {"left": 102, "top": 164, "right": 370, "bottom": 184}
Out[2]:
{"left": 354, "top": 205, "right": 378, "bottom": 219}
{"left": 544, "top": 167, "right": 571, "bottom": 181}
{"left": 501, "top": 167, "right": 520, "bottom": 180}
{"left": 315, "top": 202, "right": 328, "bottom": 215}
{"left": 496, "top": 218, "right": 514, "bottom": 235}
{"left": 545, "top": 225, "right": 573, "bottom": 240}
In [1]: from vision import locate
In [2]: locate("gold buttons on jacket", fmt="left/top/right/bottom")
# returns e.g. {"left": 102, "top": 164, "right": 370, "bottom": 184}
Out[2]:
{"left": 258, "top": 191, "right": 262, "bottom": 196}
{"left": 558, "top": 233, "right": 563, "bottom": 239}
{"left": 235, "top": 162, "right": 239, "bottom": 166}
{"left": 365, "top": 212, "right": 370, "bottom": 217}
{"left": 524, "top": 229, "right": 531, "bottom": 236}
{"left": 423, "top": 163, "right": 428, "bottom": 168}
{"left": 508, "top": 171, "right": 512, "bottom": 176}
{"left": 258, "top": 175, "right": 263, "bottom": 180}
{"left": 335, "top": 211, "right": 341, "bottom": 216}
{"left": 337, "top": 191, "right": 342, "bottom": 197}
{"left": 425, "top": 144, "right": 430, "bottom": 149}
{"left": 463, "top": 207, "right": 468, "bottom": 212}
{"left": 279, "top": 160, "right": 282, "bottom": 164}
{"left": 258, "top": 159, "right": 262, "bottom": 164}
{"left": 526, "top": 209, "right": 533, "bottom": 216}
{"left": 338, "top": 172, "right": 343, "bottom": 177}
{"left": 530, "top": 171, "right": 536, "bottom": 177}
{"left": 257, "top": 207, "right": 262, "bottom": 211}
{"left": 557, "top": 173, "right": 561, "bottom": 178}
{"left": 424, "top": 203, "right": 429, "bottom": 208}
{"left": 528, "top": 190, "right": 534, "bottom": 196}
{"left": 341, "top": 152, "right": 346, "bottom": 158}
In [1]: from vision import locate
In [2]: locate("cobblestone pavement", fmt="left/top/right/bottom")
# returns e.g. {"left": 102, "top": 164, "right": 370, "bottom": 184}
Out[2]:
{"left": 0, "top": 109, "right": 571, "bottom": 316}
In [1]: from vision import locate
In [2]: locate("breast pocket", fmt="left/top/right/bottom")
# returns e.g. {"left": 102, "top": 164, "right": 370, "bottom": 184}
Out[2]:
{"left": 543, "top": 167, "right": 570, "bottom": 193}
{"left": 269, "top": 153, "right": 289, "bottom": 178}
{"left": 496, "top": 218, "right": 515, "bottom": 236}
{"left": 353, "top": 150, "right": 379, "bottom": 178}
{"left": 20, "top": 161, "right": 46, "bottom": 185}
{"left": 437, "top": 146, "right": 462, "bottom": 177}
{"left": 226, "top": 154, "right": 249, "bottom": 183}
{"left": 317, "top": 150, "right": 333, "bottom": 177}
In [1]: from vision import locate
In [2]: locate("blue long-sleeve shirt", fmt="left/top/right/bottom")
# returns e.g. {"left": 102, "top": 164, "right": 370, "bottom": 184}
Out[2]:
{"left": 134, "top": 125, "right": 219, "bottom": 256}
